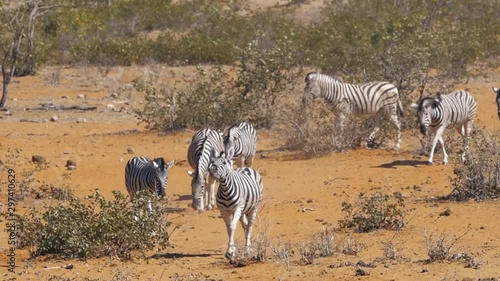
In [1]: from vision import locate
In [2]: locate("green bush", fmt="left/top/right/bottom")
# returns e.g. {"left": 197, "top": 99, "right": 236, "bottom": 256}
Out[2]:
{"left": 339, "top": 192, "right": 411, "bottom": 232}
{"left": 12, "top": 189, "right": 174, "bottom": 259}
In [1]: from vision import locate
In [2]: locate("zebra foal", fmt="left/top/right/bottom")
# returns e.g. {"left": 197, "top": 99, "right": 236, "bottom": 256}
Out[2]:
{"left": 303, "top": 72, "right": 404, "bottom": 149}
{"left": 125, "top": 156, "right": 174, "bottom": 210}
{"left": 208, "top": 146, "right": 263, "bottom": 260}
{"left": 224, "top": 122, "right": 257, "bottom": 168}
{"left": 411, "top": 90, "right": 477, "bottom": 165}
{"left": 187, "top": 128, "right": 225, "bottom": 212}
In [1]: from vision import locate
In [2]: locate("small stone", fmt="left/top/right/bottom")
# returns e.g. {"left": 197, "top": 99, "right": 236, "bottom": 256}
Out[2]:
{"left": 77, "top": 94, "right": 85, "bottom": 99}
{"left": 66, "top": 159, "right": 77, "bottom": 167}
{"left": 127, "top": 147, "right": 135, "bottom": 154}
{"left": 63, "top": 151, "right": 71, "bottom": 154}
{"left": 32, "top": 155, "right": 46, "bottom": 164}
{"left": 106, "top": 104, "right": 115, "bottom": 111}
{"left": 61, "top": 96, "right": 68, "bottom": 99}
{"left": 110, "top": 93, "right": 118, "bottom": 99}
{"left": 76, "top": 118, "right": 87, "bottom": 123}
{"left": 50, "top": 115, "right": 58, "bottom": 122}
{"left": 66, "top": 165, "right": 76, "bottom": 170}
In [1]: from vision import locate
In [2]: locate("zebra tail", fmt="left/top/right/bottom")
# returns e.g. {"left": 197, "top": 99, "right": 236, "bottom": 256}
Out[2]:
{"left": 397, "top": 98, "right": 404, "bottom": 118}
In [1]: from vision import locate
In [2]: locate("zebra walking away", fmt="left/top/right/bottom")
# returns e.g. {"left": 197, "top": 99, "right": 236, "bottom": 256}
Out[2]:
{"left": 303, "top": 72, "right": 404, "bottom": 149}
{"left": 187, "top": 128, "right": 225, "bottom": 212}
{"left": 410, "top": 90, "right": 477, "bottom": 165}
{"left": 125, "top": 156, "right": 175, "bottom": 211}
{"left": 224, "top": 122, "right": 257, "bottom": 168}
{"left": 492, "top": 87, "right": 500, "bottom": 121}
{"left": 208, "top": 146, "right": 263, "bottom": 260}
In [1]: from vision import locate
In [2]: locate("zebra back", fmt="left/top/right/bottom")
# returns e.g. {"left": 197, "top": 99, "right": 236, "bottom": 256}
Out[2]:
{"left": 418, "top": 91, "right": 477, "bottom": 130}
{"left": 208, "top": 149, "right": 263, "bottom": 213}
{"left": 224, "top": 122, "right": 257, "bottom": 161}
{"left": 125, "top": 156, "right": 174, "bottom": 198}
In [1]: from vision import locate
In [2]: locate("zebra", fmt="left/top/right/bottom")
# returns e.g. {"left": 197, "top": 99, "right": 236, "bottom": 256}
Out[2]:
{"left": 125, "top": 156, "right": 175, "bottom": 211}
{"left": 223, "top": 122, "right": 257, "bottom": 168}
{"left": 492, "top": 87, "right": 500, "bottom": 121}
{"left": 410, "top": 90, "right": 477, "bottom": 165}
{"left": 303, "top": 72, "right": 404, "bottom": 149}
{"left": 187, "top": 128, "right": 225, "bottom": 212}
{"left": 207, "top": 145, "right": 263, "bottom": 260}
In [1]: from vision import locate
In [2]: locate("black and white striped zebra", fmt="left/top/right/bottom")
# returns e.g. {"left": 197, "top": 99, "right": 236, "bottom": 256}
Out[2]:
{"left": 492, "top": 87, "right": 500, "bottom": 121}
{"left": 410, "top": 90, "right": 477, "bottom": 165}
{"left": 208, "top": 146, "right": 263, "bottom": 260}
{"left": 125, "top": 156, "right": 174, "bottom": 210}
{"left": 224, "top": 122, "right": 257, "bottom": 168}
{"left": 303, "top": 72, "right": 404, "bottom": 149}
{"left": 187, "top": 128, "right": 225, "bottom": 212}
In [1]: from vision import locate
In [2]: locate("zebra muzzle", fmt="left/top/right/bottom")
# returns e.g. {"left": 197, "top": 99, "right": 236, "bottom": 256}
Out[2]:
{"left": 419, "top": 125, "right": 428, "bottom": 135}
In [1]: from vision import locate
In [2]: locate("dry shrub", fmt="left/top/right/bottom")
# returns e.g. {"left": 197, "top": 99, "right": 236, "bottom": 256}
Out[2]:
{"left": 447, "top": 130, "right": 500, "bottom": 201}
{"left": 283, "top": 99, "right": 398, "bottom": 157}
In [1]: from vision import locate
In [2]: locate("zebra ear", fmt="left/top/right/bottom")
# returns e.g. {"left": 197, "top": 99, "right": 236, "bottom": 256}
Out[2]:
{"left": 410, "top": 102, "right": 419, "bottom": 109}
{"left": 225, "top": 145, "right": 235, "bottom": 160}
{"left": 166, "top": 160, "right": 175, "bottom": 170}
{"left": 187, "top": 170, "right": 195, "bottom": 178}
{"left": 493, "top": 87, "right": 499, "bottom": 93}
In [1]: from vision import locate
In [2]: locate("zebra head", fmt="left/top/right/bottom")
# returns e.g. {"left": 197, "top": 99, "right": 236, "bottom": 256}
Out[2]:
{"left": 187, "top": 169, "right": 205, "bottom": 212}
{"left": 411, "top": 95, "right": 441, "bottom": 135}
{"left": 493, "top": 87, "right": 500, "bottom": 120}
{"left": 303, "top": 72, "right": 321, "bottom": 106}
{"left": 208, "top": 147, "right": 233, "bottom": 181}
{"left": 153, "top": 158, "right": 174, "bottom": 197}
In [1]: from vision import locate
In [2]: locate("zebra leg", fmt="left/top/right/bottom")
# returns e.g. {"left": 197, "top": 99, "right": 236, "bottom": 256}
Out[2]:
{"left": 206, "top": 176, "right": 217, "bottom": 210}
{"left": 222, "top": 209, "right": 241, "bottom": 260}
{"left": 235, "top": 157, "right": 244, "bottom": 168}
{"left": 461, "top": 121, "right": 474, "bottom": 162}
{"left": 244, "top": 156, "right": 254, "bottom": 168}
{"left": 438, "top": 135, "right": 448, "bottom": 164}
{"left": 366, "top": 126, "right": 380, "bottom": 149}
{"left": 390, "top": 113, "right": 402, "bottom": 150}
{"left": 428, "top": 127, "right": 445, "bottom": 165}
{"left": 244, "top": 209, "right": 258, "bottom": 255}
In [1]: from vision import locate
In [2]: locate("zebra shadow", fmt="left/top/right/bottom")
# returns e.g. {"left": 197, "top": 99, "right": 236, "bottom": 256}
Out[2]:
{"left": 373, "top": 160, "right": 430, "bottom": 169}
{"left": 175, "top": 194, "right": 192, "bottom": 201}
{"left": 149, "top": 252, "right": 214, "bottom": 259}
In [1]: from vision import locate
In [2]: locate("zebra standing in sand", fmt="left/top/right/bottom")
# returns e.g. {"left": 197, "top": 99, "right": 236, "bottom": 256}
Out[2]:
{"left": 224, "top": 122, "right": 257, "bottom": 168}
{"left": 207, "top": 146, "right": 263, "bottom": 260}
{"left": 187, "top": 128, "right": 225, "bottom": 211}
{"left": 492, "top": 87, "right": 500, "bottom": 121}
{"left": 303, "top": 72, "right": 404, "bottom": 149}
{"left": 410, "top": 90, "right": 477, "bottom": 165}
{"left": 125, "top": 156, "right": 175, "bottom": 211}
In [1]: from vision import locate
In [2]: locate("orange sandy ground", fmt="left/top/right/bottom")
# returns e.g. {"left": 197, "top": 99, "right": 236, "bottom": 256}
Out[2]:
{"left": 0, "top": 64, "right": 499, "bottom": 281}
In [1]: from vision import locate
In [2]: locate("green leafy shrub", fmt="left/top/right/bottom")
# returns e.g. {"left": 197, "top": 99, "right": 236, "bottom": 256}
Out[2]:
{"left": 13, "top": 189, "right": 175, "bottom": 259}
{"left": 339, "top": 192, "right": 411, "bottom": 232}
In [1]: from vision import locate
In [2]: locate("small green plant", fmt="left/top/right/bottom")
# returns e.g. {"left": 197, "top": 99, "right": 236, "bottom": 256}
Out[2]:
{"left": 13, "top": 189, "right": 176, "bottom": 259}
{"left": 339, "top": 192, "right": 411, "bottom": 232}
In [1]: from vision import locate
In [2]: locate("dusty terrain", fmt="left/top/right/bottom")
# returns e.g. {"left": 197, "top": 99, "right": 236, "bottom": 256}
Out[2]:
{"left": 0, "top": 61, "right": 498, "bottom": 281}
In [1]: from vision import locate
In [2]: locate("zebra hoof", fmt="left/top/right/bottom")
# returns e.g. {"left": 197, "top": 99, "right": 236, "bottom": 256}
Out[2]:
{"left": 225, "top": 251, "right": 236, "bottom": 261}
{"left": 426, "top": 161, "right": 433, "bottom": 166}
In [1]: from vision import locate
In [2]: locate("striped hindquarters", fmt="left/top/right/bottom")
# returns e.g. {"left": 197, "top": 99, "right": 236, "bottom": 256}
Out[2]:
{"left": 125, "top": 156, "right": 163, "bottom": 198}
{"left": 224, "top": 122, "right": 257, "bottom": 160}
{"left": 431, "top": 91, "right": 477, "bottom": 129}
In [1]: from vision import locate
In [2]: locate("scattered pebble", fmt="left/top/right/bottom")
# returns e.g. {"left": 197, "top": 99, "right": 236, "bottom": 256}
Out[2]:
{"left": 127, "top": 147, "right": 135, "bottom": 154}
{"left": 50, "top": 115, "right": 58, "bottom": 122}
{"left": 110, "top": 93, "right": 118, "bottom": 99}
{"left": 76, "top": 118, "right": 87, "bottom": 123}
{"left": 66, "top": 159, "right": 77, "bottom": 167}
{"left": 77, "top": 94, "right": 85, "bottom": 99}
{"left": 32, "top": 155, "right": 46, "bottom": 164}
{"left": 66, "top": 165, "right": 76, "bottom": 170}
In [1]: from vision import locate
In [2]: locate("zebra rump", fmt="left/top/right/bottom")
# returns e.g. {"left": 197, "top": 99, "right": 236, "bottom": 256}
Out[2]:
{"left": 125, "top": 156, "right": 174, "bottom": 199}
{"left": 223, "top": 122, "right": 257, "bottom": 168}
